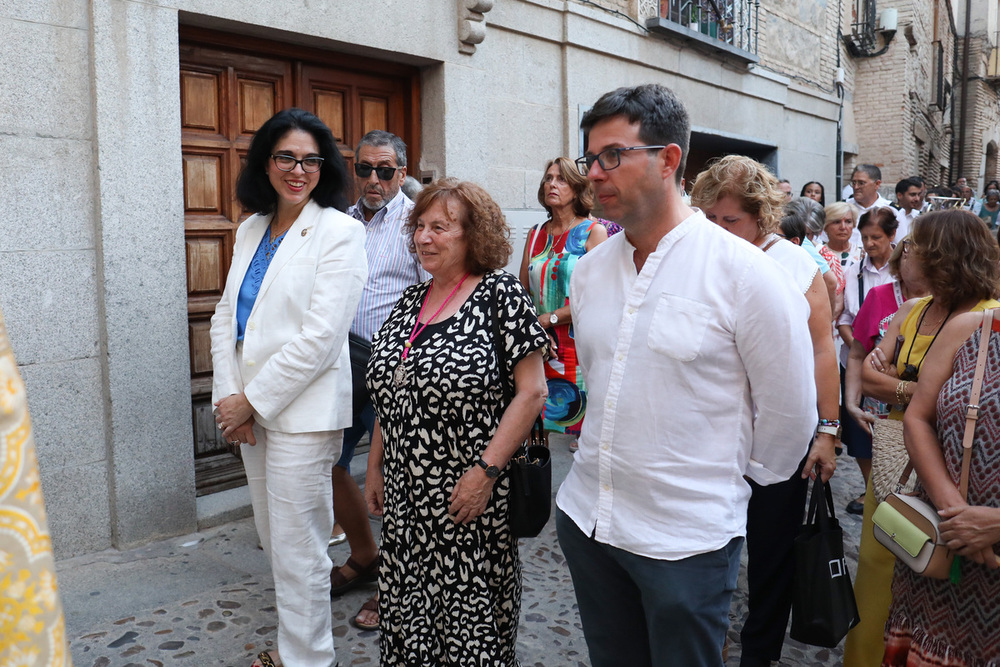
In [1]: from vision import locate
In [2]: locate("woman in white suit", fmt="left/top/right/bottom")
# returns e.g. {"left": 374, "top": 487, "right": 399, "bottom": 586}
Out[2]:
{"left": 210, "top": 108, "right": 367, "bottom": 667}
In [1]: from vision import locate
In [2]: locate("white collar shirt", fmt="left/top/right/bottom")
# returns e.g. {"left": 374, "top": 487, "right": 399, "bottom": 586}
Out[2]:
{"left": 837, "top": 255, "right": 895, "bottom": 366}
{"left": 556, "top": 212, "right": 818, "bottom": 560}
{"left": 347, "top": 190, "right": 428, "bottom": 340}
{"left": 844, "top": 194, "right": 892, "bottom": 247}
{"left": 895, "top": 207, "right": 920, "bottom": 240}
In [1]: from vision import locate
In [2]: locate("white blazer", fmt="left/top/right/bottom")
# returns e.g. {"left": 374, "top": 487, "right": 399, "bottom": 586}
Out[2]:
{"left": 210, "top": 199, "right": 368, "bottom": 433}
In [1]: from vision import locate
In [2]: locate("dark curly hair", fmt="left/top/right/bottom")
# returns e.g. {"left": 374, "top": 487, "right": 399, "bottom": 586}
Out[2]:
{"left": 536, "top": 157, "right": 594, "bottom": 217}
{"left": 236, "top": 108, "right": 349, "bottom": 214}
{"left": 406, "top": 179, "right": 512, "bottom": 274}
{"left": 911, "top": 210, "right": 1000, "bottom": 308}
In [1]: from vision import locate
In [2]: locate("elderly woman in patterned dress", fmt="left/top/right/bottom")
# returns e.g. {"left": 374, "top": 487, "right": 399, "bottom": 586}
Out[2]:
{"left": 364, "top": 178, "right": 548, "bottom": 665}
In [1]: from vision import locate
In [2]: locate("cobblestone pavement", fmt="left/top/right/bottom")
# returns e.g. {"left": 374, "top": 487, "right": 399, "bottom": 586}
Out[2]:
{"left": 60, "top": 435, "right": 868, "bottom": 666}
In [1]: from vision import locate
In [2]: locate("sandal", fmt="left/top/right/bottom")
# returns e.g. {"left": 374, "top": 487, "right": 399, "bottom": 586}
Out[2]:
{"left": 329, "top": 554, "right": 379, "bottom": 597}
{"left": 251, "top": 650, "right": 281, "bottom": 667}
{"left": 352, "top": 594, "right": 379, "bottom": 631}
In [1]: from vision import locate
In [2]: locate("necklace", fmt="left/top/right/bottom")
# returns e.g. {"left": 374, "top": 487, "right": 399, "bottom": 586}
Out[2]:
{"left": 900, "top": 298, "right": 955, "bottom": 381}
{"left": 547, "top": 217, "right": 578, "bottom": 255}
{"left": 393, "top": 273, "right": 471, "bottom": 388}
{"left": 264, "top": 223, "right": 288, "bottom": 261}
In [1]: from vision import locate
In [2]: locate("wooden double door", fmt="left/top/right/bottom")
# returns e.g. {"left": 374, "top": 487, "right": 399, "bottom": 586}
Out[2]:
{"left": 179, "top": 27, "right": 420, "bottom": 495}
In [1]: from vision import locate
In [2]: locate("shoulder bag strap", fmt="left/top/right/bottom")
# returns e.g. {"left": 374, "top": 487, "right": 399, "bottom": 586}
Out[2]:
{"left": 959, "top": 308, "right": 994, "bottom": 499}
{"left": 857, "top": 261, "right": 866, "bottom": 308}
{"left": 489, "top": 277, "right": 513, "bottom": 409}
{"left": 760, "top": 234, "right": 781, "bottom": 253}
{"left": 528, "top": 223, "right": 545, "bottom": 260}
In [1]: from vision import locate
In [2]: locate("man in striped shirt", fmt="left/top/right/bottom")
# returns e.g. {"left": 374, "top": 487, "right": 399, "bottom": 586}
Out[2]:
{"left": 329, "top": 130, "right": 426, "bottom": 602}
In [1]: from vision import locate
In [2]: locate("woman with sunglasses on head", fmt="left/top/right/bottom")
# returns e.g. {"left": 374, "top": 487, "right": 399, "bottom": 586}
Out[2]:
{"left": 519, "top": 157, "right": 607, "bottom": 451}
{"left": 848, "top": 210, "right": 1000, "bottom": 666}
{"left": 880, "top": 277, "right": 1000, "bottom": 666}
{"left": 210, "top": 108, "right": 367, "bottom": 667}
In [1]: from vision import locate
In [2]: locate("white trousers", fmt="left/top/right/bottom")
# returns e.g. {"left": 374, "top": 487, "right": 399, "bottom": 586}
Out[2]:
{"left": 241, "top": 426, "right": 342, "bottom": 667}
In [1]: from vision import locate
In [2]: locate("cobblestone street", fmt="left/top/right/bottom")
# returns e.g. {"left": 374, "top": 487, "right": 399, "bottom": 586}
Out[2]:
{"left": 60, "top": 434, "right": 868, "bottom": 666}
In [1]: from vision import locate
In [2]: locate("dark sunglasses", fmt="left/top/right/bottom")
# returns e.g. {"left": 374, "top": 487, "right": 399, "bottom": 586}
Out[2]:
{"left": 354, "top": 163, "right": 401, "bottom": 180}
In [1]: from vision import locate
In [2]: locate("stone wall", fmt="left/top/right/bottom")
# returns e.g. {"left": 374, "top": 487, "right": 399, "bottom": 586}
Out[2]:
{"left": 4, "top": 0, "right": 842, "bottom": 557}
{"left": 1, "top": 4, "right": 112, "bottom": 556}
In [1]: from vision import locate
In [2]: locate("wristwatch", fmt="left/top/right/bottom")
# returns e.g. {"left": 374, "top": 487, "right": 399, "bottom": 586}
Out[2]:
{"left": 476, "top": 458, "right": 501, "bottom": 479}
{"left": 549, "top": 312, "right": 559, "bottom": 326}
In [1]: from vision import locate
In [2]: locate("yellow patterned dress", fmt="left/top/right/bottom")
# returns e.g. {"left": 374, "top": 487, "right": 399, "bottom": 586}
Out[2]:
{"left": 0, "top": 308, "right": 73, "bottom": 667}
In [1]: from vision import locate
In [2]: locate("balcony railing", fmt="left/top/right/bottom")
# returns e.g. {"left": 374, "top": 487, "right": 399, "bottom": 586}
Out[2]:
{"left": 847, "top": 0, "right": 879, "bottom": 54}
{"left": 645, "top": 0, "right": 759, "bottom": 60}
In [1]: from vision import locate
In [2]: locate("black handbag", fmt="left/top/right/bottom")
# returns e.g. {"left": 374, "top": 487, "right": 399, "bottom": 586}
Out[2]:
{"left": 789, "top": 475, "right": 860, "bottom": 647}
{"left": 348, "top": 332, "right": 371, "bottom": 419}
{"left": 490, "top": 282, "right": 551, "bottom": 538}
{"left": 506, "top": 414, "right": 551, "bottom": 538}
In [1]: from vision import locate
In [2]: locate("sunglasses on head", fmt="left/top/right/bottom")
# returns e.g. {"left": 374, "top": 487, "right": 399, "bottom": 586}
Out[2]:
{"left": 354, "top": 163, "right": 400, "bottom": 180}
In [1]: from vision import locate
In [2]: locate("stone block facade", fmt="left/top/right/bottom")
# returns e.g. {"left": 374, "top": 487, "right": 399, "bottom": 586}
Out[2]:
{"left": 2, "top": 0, "right": 951, "bottom": 558}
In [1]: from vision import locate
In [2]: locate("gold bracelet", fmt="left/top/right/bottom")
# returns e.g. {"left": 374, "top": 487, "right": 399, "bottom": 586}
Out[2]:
{"left": 896, "top": 380, "right": 911, "bottom": 406}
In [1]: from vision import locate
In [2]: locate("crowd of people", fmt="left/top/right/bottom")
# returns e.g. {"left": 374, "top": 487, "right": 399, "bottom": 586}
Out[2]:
{"left": 208, "top": 85, "right": 1000, "bottom": 667}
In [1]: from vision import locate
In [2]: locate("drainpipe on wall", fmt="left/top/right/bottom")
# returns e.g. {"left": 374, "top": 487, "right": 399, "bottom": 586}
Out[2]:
{"left": 835, "top": 0, "right": 844, "bottom": 199}
{"left": 957, "top": 0, "right": 972, "bottom": 181}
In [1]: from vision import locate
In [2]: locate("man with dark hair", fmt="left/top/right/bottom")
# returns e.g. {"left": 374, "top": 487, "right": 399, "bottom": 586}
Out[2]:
{"left": 556, "top": 84, "right": 817, "bottom": 666}
{"left": 894, "top": 177, "right": 923, "bottom": 238}
{"left": 848, "top": 164, "right": 891, "bottom": 215}
{"left": 844, "top": 164, "right": 891, "bottom": 247}
{"left": 328, "top": 130, "right": 427, "bottom": 622}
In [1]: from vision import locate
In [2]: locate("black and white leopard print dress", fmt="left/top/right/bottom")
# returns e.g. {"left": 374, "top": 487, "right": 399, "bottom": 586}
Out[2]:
{"left": 367, "top": 270, "right": 547, "bottom": 666}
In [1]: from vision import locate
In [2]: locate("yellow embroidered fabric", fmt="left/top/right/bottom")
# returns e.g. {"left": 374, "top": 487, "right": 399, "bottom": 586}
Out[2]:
{"left": 0, "top": 308, "right": 72, "bottom": 666}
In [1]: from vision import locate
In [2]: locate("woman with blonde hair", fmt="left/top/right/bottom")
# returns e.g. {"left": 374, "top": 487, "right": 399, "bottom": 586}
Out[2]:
{"left": 821, "top": 202, "right": 863, "bottom": 293}
{"left": 691, "top": 155, "right": 839, "bottom": 667}
{"left": 519, "top": 157, "right": 607, "bottom": 449}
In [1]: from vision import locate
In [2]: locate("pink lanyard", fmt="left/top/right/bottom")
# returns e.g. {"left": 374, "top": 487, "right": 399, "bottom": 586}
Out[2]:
{"left": 402, "top": 273, "right": 471, "bottom": 360}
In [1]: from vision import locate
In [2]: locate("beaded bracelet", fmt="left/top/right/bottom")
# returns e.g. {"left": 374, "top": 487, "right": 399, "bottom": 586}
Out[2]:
{"left": 817, "top": 418, "right": 841, "bottom": 428}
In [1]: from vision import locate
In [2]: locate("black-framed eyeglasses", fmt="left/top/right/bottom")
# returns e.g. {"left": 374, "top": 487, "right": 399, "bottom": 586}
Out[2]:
{"left": 271, "top": 154, "right": 324, "bottom": 173}
{"left": 574, "top": 145, "right": 666, "bottom": 175}
{"left": 354, "top": 163, "right": 401, "bottom": 181}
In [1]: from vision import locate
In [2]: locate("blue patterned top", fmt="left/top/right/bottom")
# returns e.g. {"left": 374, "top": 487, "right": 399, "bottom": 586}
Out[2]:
{"left": 236, "top": 225, "right": 288, "bottom": 340}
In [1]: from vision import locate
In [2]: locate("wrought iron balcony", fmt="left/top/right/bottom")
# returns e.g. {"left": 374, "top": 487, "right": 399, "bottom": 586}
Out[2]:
{"left": 644, "top": 0, "right": 759, "bottom": 64}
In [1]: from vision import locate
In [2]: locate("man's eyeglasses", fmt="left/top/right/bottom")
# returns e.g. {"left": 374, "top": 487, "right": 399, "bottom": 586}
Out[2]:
{"left": 849, "top": 180, "right": 872, "bottom": 188}
{"left": 575, "top": 145, "right": 666, "bottom": 175}
{"left": 271, "top": 154, "right": 324, "bottom": 173}
{"left": 354, "top": 163, "right": 401, "bottom": 181}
